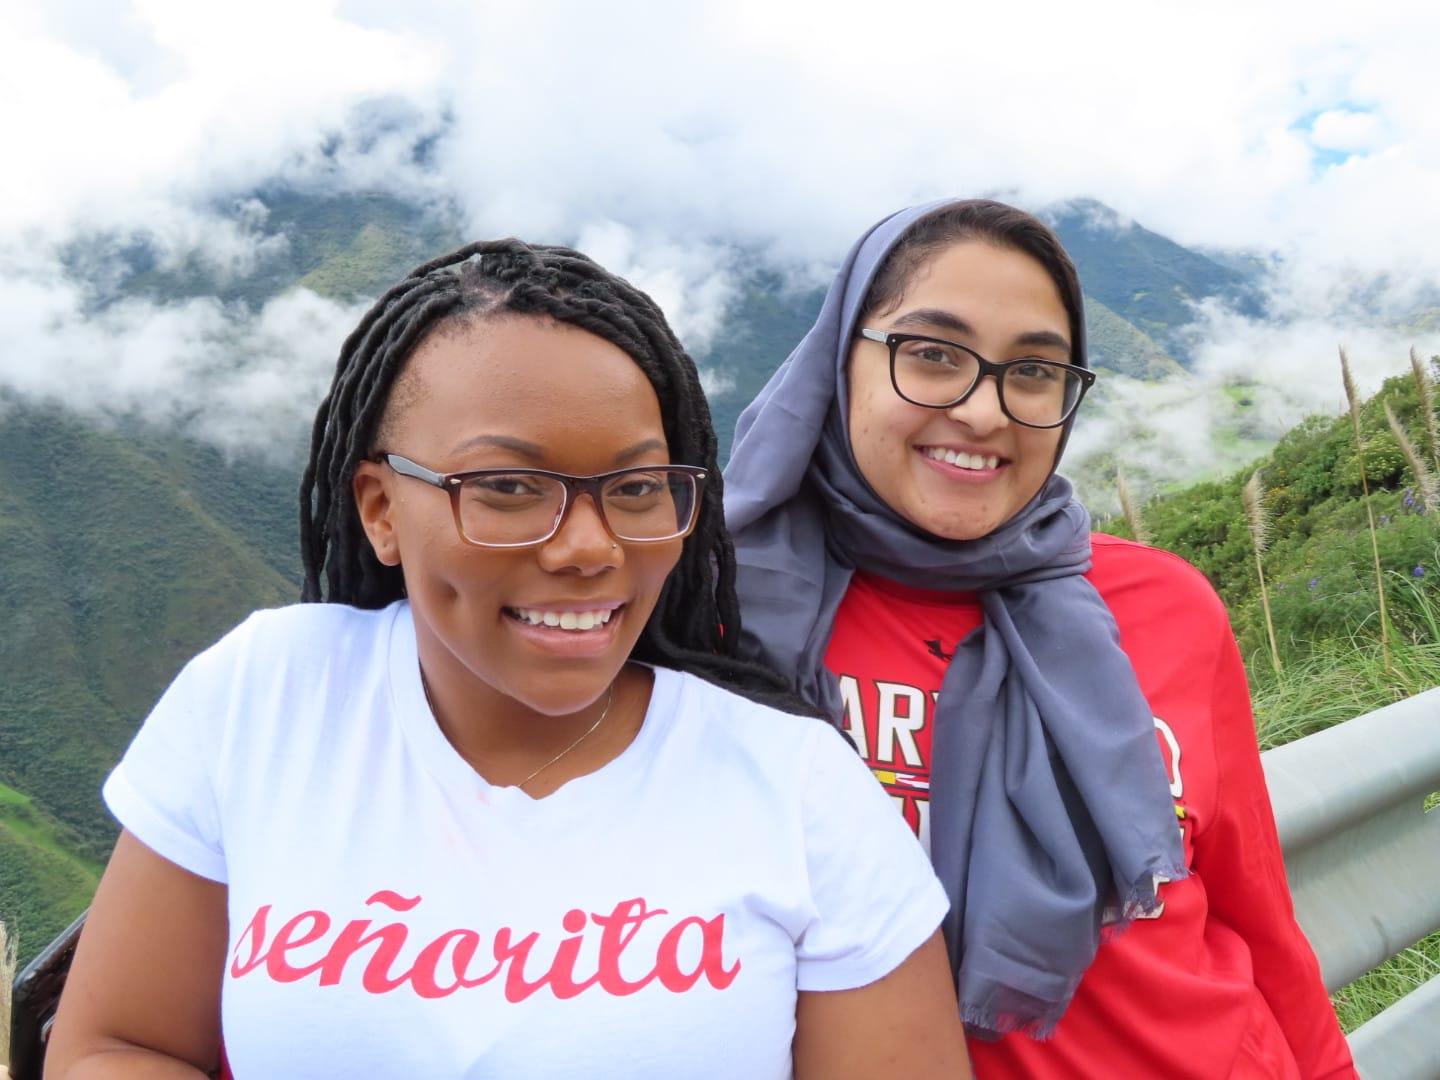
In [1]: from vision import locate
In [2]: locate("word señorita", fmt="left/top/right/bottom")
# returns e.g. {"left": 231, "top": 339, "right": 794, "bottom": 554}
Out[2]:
{"left": 229, "top": 891, "right": 740, "bottom": 1002}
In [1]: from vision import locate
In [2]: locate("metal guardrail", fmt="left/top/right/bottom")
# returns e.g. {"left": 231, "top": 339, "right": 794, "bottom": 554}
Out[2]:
{"left": 1263, "top": 686, "right": 1440, "bottom": 1080}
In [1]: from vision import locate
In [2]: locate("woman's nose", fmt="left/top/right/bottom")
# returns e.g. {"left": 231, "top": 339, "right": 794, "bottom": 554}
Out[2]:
{"left": 536, "top": 494, "right": 622, "bottom": 575}
{"left": 945, "top": 375, "right": 1010, "bottom": 434}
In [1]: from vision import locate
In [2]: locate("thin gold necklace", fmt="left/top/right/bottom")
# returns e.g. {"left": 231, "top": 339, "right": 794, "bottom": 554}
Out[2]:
{"left": 420, "top": 674, "right": 616, "bottom": 790}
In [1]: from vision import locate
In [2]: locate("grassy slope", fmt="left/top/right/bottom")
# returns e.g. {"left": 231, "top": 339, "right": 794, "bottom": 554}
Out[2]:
{"left": 0, "top": 782, "right": 99, "bottom": 968}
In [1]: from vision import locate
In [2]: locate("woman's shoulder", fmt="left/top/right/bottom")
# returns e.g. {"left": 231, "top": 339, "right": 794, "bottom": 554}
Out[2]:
{"left": 190, "top": 600, "right": 403, "bottom": 678}
{"left": 657, "top": 667, "right": 838, "bottom": 762}
{"left": 1088, "top": 534, "right": 1230, "bottom": 627}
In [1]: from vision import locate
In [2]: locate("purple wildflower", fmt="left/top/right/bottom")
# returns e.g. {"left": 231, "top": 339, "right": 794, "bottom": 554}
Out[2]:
{"left": 1414, "top": 565, "right": 1427, "bottom": 578}
{"left": 1307, "top": 578, "right": 1319, "bottom": 590}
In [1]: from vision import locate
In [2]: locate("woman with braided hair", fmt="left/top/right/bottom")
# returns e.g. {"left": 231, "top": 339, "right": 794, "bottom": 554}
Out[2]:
{"left": 45, "top": 240, "right": 970, "bottom": 1077}
{"left": 726, "top": 199, "right": 1356, "bottom": 1078}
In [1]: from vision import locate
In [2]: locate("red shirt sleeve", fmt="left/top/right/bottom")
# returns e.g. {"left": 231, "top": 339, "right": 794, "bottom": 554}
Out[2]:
{"left": 1192, "top": 625, "right": 1358, "bottom": 1079}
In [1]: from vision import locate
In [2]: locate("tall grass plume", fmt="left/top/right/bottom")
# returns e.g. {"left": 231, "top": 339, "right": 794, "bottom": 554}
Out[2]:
{"left": 1410, "top": 345, "right": 1440, "bottom": 470}
{"left": 1242, "top": 470, "right": 1283, "bottom": 676}
{"left": 1384, "top": 401, "right": 1438, "bottom": 511}
{"left": 1342, "top": 351, "right": 1388, "bottom": 668}
{"left": 1117, "top": 472, "right": 1152, "bottom": 545}
{"left": 1, "top": 917, "right": 15, "bottom": 1068}
{"left": 1340, "top": 345, "right": 1392, "bottom": 671}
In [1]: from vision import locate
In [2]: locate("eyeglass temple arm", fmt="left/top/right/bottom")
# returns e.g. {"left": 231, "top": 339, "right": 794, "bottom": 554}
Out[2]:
{"left": 383, "top": 454, "right": 449, "bottom": 488}
{"left": 857, "top": 328, "right": 890, "bottom": 343}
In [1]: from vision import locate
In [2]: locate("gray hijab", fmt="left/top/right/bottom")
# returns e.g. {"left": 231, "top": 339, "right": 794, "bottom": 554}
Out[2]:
{"left": 725, "top": 200, "right": 1187, "bottom": 1038}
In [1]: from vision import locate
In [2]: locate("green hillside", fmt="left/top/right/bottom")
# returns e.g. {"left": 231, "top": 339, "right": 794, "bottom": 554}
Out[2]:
{"left": 1084, "top": 298, "right": 1185, "bottom": 380}
{"left": 0, "top": 406, "right": 297, "bottom": 874}
{"left": 1099, "top": 364, "right": 1440, "bottom": 672}
{"left": 0, "top": 782, "right": 99, "bottom": 970}
{"left": 1047, "top": 198, "right": 1261, "bottom": 360}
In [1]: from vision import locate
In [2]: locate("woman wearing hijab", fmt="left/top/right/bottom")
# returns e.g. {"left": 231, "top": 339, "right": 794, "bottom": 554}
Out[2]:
{"left": 725, "top": 199, "right": 1356, "bottom": 1078}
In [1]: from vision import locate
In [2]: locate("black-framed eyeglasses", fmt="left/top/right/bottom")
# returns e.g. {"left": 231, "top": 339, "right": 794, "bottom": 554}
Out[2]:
{"left": 378, "top": 453, "right": 708, "bottom": 548}
{"left": 857, "top": 327, "right": 1096, "bottom": 429}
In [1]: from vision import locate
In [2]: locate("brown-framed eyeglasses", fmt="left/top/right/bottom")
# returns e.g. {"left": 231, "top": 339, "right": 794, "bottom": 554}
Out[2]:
{"left": 377, "top": 453, "right": 708, "bottom": 548}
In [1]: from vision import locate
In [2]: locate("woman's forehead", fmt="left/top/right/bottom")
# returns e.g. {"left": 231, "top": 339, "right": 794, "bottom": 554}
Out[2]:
{"left": 387, "top": 316, "right": 668, "bottom": 465}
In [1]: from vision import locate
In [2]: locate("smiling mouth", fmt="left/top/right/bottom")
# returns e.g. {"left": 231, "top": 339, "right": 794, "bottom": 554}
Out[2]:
{"left": 918, "top": 446, "right": 1006, "bottom": 471}
{"left": 503, "top": 605, "right": 625, "bottom": 632}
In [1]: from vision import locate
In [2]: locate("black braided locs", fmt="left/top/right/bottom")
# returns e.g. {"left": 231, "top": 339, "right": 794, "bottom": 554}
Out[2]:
{"left": 298, "top": 239, "right": 803, "bottom": 711}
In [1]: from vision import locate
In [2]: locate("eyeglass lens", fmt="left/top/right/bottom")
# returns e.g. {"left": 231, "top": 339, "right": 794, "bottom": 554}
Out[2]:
{"left": 892, "top": 339, "right": 1084, "bottom": 426}
{"left": 455, "top": 470, "right": 698, "bottom": 545}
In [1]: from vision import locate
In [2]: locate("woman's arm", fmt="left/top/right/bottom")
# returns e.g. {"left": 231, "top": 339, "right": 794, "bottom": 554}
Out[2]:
{"left": 1192, "top": 632, "right": 1357, "bottom": 1080}
{"left": 795, "top": 931, "right": 970, "bottom": 1080}
{"left": 44, "top": 831, "right": 227, "bottom": 1078}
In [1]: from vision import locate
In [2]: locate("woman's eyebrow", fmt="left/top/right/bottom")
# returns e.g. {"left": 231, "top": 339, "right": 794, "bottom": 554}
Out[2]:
{"left": 892, "top": 308, "right": 974, "bottom": 337}
{"left": 614, "top": 438, "right": 668, "bottom": 464}
{"left": 450, "top": 434, "right": 545, "bottom": 459}
{"left": 1014, "top": 330, "right": 1072, "bottom": 354}
{"left": 892, "top": 308, "right": 1071, "bottom": 355}
{"left": 447, "top": 434, "right": 668, "bottom": 465}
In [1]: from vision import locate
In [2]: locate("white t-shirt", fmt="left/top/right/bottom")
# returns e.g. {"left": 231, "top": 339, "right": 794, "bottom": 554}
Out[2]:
{"left": 104, "top": 601, "right": 948, "bottom": 1079}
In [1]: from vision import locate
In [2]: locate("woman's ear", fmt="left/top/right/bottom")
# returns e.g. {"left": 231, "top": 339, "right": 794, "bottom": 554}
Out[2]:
{"left": 352, "top": 461, "right": 402, "bottom": 567}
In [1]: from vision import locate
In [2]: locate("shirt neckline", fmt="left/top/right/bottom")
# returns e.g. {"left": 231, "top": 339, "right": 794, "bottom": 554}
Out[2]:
{"left": 851, "top": 570, "right": 981, "bottom": 608}
{"left": 386, "top": 601, "right": 676, "bottom": 815}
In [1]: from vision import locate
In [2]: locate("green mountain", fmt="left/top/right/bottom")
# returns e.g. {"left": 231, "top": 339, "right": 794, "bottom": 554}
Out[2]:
{"left": 1043, "top": 198, "right": 1263, "bottom": 360}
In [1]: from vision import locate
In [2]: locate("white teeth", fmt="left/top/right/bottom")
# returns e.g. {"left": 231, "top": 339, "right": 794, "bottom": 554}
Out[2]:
{"left": 922, "top": 447, "right": 999, "bottom": 472}
{"left": 510, "top": 607, "right": 617, "bottom": 631}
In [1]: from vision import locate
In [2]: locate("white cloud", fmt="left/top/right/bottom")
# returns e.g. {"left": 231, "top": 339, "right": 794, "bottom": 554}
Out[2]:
{"left": 1309, "top": 109, "right": 1389, "bottom": 154}
{"left": 0, "top": 252, "right": 365, "bottom": 458}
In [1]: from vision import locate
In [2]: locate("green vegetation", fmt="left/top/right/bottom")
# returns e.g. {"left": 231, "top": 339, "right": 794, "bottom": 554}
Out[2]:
{"left": 0, "top": 782, "right": 99, "bottom": 971}
{"left": 0, "top": 405, "right": 297, "bottom": 879}
{"left": 1101, "top": 368, "right": 1440, "bottom": 667}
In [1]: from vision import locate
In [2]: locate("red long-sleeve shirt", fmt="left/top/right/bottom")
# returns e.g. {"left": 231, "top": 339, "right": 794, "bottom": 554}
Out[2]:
{"left": 824, "top": 534, "right": 1356, "bottom": 1079}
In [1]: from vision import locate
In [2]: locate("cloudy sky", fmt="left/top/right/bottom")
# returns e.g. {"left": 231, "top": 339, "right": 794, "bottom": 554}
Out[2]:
{"left": 2, "top": 0, "right": 1438, "bottom": 480}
